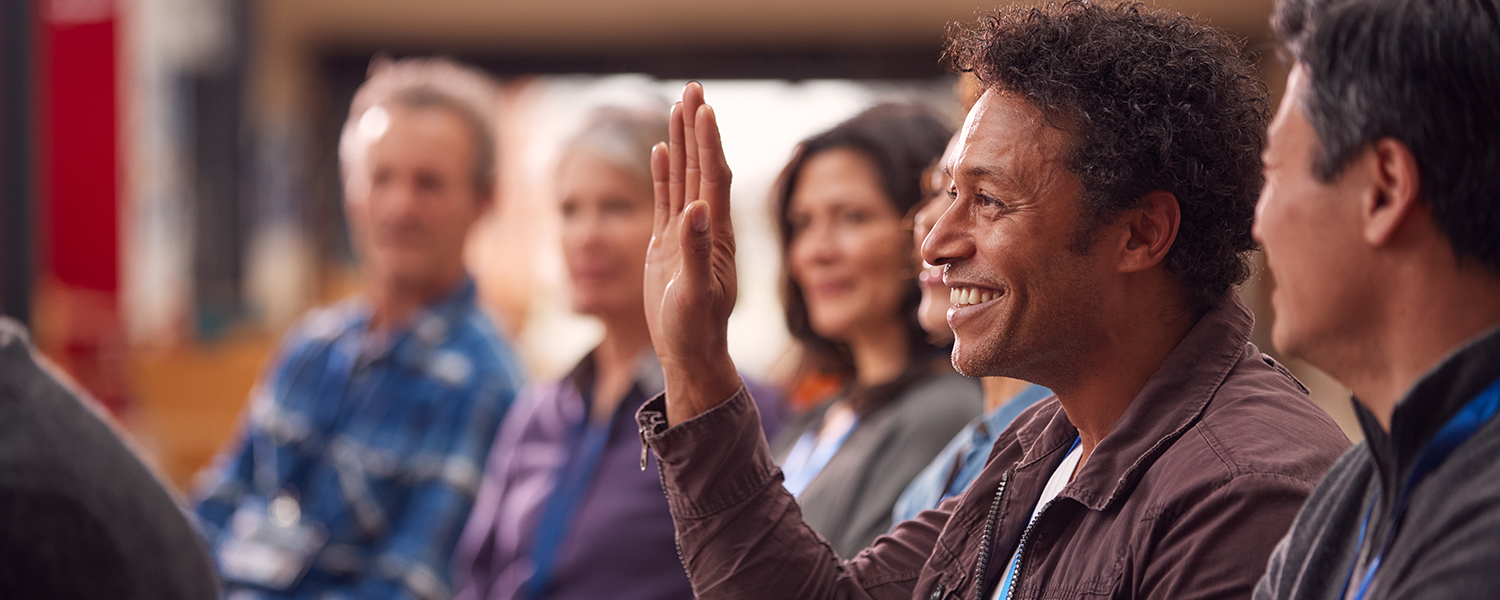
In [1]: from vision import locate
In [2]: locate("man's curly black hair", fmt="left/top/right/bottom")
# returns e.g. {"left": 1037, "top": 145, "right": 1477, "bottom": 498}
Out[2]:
{"left": 945, "top": 1, "right": 1270, "bottom": 313}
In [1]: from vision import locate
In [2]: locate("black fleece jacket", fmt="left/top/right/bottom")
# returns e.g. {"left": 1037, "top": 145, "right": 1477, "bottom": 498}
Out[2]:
{"left": 1257, "top": 326, "right": 1500, "bottom": 600}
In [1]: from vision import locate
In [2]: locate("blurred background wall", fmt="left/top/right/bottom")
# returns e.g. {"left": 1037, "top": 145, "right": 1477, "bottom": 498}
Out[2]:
{"left": 0, "top": 0, "right": 1353, "bottom": 492}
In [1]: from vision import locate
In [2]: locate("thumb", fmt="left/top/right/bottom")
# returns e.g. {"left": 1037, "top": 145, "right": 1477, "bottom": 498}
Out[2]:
{"left": 680, "top": 200, "right": 714, "bottom": 288}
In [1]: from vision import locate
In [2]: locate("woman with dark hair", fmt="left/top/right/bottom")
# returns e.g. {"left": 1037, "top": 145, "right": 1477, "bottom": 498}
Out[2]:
{"left": 770, "top": 104, "right": 981, "bottom": 558}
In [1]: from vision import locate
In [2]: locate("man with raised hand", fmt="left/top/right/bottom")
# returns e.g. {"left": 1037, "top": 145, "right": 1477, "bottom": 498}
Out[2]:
{"left": 637, "top": 3, "right": 1349, "bottom": 599}
{"left": 1253, "top": 0, "right": 1500, "bottom": 598}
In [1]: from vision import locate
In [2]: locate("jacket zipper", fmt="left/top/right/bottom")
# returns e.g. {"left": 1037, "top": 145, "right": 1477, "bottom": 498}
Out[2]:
{"left": 1002, "top": 498, "right": 1057, "bottom": 600}
{"left": 970, "top": 471, "right": 1010, "bottom": 600}
{"left": 637, "top": 410, "right": 690, "bottom": 575}
{"left": 639, "top": 411, "right": 665, "bottom": 471}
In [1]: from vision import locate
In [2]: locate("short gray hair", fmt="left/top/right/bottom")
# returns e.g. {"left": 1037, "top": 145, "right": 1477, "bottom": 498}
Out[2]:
{"left": 339, "top": 57, "right": 499, "bottom": 195}
{"left": 557, "top": 106, "right": 669, "bottom": 188}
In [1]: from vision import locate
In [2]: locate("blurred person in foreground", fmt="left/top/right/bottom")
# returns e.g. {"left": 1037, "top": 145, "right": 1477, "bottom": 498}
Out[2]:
{"left": 450, "top": 108, "right": 784, "bottom": 600}
{"left": 634, "top": 3, "right": 1351, "bottom": 598}
{"left": 0, "top": 317, "right": 218, "bottom": 599}
{"left": 194, "top": 57, "right": 523, "bottom": 600}
{"left": 768, "top": 104, "right": 981, "bottom": 559}
{"left": 889, "top": 135, "right": 1053, "bottom": 526}
{"left": 1254, "top": 0, "right": 1500, "bottom": 598}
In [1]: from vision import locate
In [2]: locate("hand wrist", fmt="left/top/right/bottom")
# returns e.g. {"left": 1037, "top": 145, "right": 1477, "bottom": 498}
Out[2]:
{"left": 660, "top": 351, "right": 741, "bottom": 426}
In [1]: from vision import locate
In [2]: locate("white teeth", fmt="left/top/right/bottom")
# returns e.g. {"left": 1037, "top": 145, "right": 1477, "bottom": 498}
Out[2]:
{"left": 950, "top": 287, "right": 998, "bottom": 307}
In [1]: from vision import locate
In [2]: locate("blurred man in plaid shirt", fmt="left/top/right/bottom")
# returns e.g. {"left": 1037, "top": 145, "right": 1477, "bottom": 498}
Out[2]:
{"left": 194, "top": 57, "right": 522, "bottom": 600}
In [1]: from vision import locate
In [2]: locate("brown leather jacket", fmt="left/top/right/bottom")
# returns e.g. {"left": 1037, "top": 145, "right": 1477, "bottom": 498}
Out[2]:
{"left": 637, "top": 298, "right": 1349, "bottom": 600}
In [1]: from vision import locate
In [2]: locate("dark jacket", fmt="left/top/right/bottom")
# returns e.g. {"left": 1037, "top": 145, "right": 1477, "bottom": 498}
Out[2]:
{"left": 1255, "top": 326, "right": 1500, "bottom": 600}
{"left": 0, "top": 317, "right": 219, "bottom": 599}
{"left": 638, "top": 297, "right": 1349, "bottom": 600}
{"left": 771, "top": 372, "right": 982, "bottom": 558}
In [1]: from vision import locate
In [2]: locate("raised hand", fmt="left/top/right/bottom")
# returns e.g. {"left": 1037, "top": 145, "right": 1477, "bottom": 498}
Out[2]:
{"left": 644, "top": 82, "right": 744, "bottom": 426}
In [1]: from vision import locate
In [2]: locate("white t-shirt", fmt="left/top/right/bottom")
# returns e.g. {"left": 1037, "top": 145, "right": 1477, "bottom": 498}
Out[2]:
{"left": 991, "top": 443, "right": 1083, "bottom": 600}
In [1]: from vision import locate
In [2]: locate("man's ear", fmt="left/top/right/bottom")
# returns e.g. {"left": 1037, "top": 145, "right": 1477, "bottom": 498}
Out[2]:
{"left": 1117, "top": 190, "right": 1180, "bottom": 274}
{"left": 1363, "top": 138, "right": 1422, "bottom": 247}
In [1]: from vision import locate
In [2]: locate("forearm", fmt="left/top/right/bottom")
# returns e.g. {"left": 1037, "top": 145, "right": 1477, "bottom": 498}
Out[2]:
{"left": 642, "top": 388, "right": 840, "bottom": 599}
{"left": 661, "top": 349, "right": 742, "bottom": 426}
{"left": 640, "top": 388, "right": 925, "bottom": 600}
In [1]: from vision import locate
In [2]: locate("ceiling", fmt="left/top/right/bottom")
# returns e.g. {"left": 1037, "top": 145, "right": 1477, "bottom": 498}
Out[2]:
{"left": 265, "top": 0, "right": 1279, "bottom": 55}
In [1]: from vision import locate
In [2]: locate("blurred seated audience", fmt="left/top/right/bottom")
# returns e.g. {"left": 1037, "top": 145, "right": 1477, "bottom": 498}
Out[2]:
{"left": 451, "top": 107, "right": 784, "bottom": 600}
{"left": 193, "top": 57, "right": 524, "bottom": 600}
{"left": 0, "top": 317, "right": 218, "bottom": 599}
{"left": 890, "top": 136, "right": 1053, "bottom": 525}
{"left": 769, "top": 104, "right": 981, "bottom": 558}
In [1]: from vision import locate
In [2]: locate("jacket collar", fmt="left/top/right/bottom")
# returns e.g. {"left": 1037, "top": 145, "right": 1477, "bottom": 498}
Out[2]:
{"left": 566, "top": 346, "right": 664, "bottom": 422}
{"left": 1357, "top": 324, "right": 1500, "bottom": 503}
{"left": 340, "top": 276, "right": 479, "bottom": 366}
{"left": 1013, "top": 295, "right": 1257, "bottom": 511}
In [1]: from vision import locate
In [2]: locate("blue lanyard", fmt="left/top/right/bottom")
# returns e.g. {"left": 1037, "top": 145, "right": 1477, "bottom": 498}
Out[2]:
{"left": 996, "top": 436, "right": 1080, "bottom": 600}
{"left": 1340, "top": 376, "right": 1500, "bottom": 600}
{"left": 523, "top": 382, "right": 631, "bottom": 600}
{"left": 523, "top": 419, "right": 613, "bottom": 600}
{"left": 781, "top": 415, "right": 859, "bottom": 497}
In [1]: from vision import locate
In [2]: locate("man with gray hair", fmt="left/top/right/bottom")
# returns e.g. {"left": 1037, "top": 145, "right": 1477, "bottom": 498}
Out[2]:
{"left": 194, "top": 57, "right": 524, "bottom": 600}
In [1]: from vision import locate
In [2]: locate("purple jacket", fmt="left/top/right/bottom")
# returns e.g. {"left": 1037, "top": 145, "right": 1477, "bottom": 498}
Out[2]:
{"left": 636, "top": 297, "right": 1350, "bottom": 600}
{"left": 453, "top": 350, "right": 783, "bottom": 600}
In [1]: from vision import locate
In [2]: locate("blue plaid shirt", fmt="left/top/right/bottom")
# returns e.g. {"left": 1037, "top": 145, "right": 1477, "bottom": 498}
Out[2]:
{"left": 195, "top": 279, "right": 523, "bottom": 600}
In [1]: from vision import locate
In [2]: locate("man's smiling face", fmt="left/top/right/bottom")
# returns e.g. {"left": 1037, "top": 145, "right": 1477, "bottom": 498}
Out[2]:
{"left": 922, "top": 89, "right": 1108, "bottom": 381}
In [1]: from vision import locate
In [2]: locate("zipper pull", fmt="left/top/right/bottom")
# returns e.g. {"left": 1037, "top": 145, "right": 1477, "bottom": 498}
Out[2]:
{"left": 639, "top": 423, "right": 651, "bottom": 471}
{"left": 639, "top": 412, "right": 665, "bottom": 471}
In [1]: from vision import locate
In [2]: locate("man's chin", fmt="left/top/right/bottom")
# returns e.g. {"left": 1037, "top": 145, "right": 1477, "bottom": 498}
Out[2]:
{"left": 949, "top": 344, "right": 997, "bottom": 378}
{"left": 1268, "top": 321, "right": 1307, "bottom": 362}
{"left": 380, "top": 261, "right": 456, "bottom": 291}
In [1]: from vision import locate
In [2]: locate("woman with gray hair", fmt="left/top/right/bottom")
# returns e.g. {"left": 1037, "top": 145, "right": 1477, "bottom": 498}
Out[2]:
{"left": 451, "top": 107, "right": 784, "bottom": 600}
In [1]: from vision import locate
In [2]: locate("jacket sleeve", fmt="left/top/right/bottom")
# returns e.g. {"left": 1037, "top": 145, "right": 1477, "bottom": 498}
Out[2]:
{"left": 192, "top": 316, "right": 320, "bottom": 548}
{"left": 192, "top": 428, "right": 255, "bottom": 548}
{"left": 1140, "top": 472, "right": 1313, "bottom": 600}
{"left": 639, "top": 387, "right": 948, "bottom": 600}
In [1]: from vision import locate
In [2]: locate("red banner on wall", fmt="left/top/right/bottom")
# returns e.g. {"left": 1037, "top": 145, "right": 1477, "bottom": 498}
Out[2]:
{"left": 36, "top": 0, "right": 127, "bottom": 414}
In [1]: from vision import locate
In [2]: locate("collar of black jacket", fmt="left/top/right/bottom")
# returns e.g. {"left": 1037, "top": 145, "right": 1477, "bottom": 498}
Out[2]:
{"left": 1010, "top": 294, "right": 1257, "bottom": 511}
{"left": 1356, "top": 324, "right": 1500, "bottom": 508}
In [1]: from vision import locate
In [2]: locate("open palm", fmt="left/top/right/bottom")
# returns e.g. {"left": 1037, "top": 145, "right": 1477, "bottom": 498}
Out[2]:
{"left": 644, "top": 83, "right": 744, "bottom": 425}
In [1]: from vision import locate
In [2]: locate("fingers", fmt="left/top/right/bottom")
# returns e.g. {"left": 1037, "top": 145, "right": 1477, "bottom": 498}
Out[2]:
{"left": 651, "top": 142, "right": 671, "bottom": 235}
{"left": 668, "top": 102, "right": 686, "bottom": 217}
{"left": 679, "top": 200, "right": 714, "bottom": 288}
{"left": 695, "top": 104, "right": 735, "bottom": 240}
{"left": 682, "top": 83, "right": 705, "bottom": 205}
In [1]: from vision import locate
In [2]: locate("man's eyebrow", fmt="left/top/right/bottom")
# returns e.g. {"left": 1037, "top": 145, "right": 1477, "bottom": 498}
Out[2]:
{"left": 947, "top": 164, "right": 1002, "bottom": 180}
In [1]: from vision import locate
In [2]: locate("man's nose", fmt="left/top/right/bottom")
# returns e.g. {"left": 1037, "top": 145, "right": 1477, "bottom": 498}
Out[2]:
{"left": 380, "top": 181, "right": 424, "bottom": 221}
{"left": 921, "top": 200, "right": 971, "bottom": 267}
